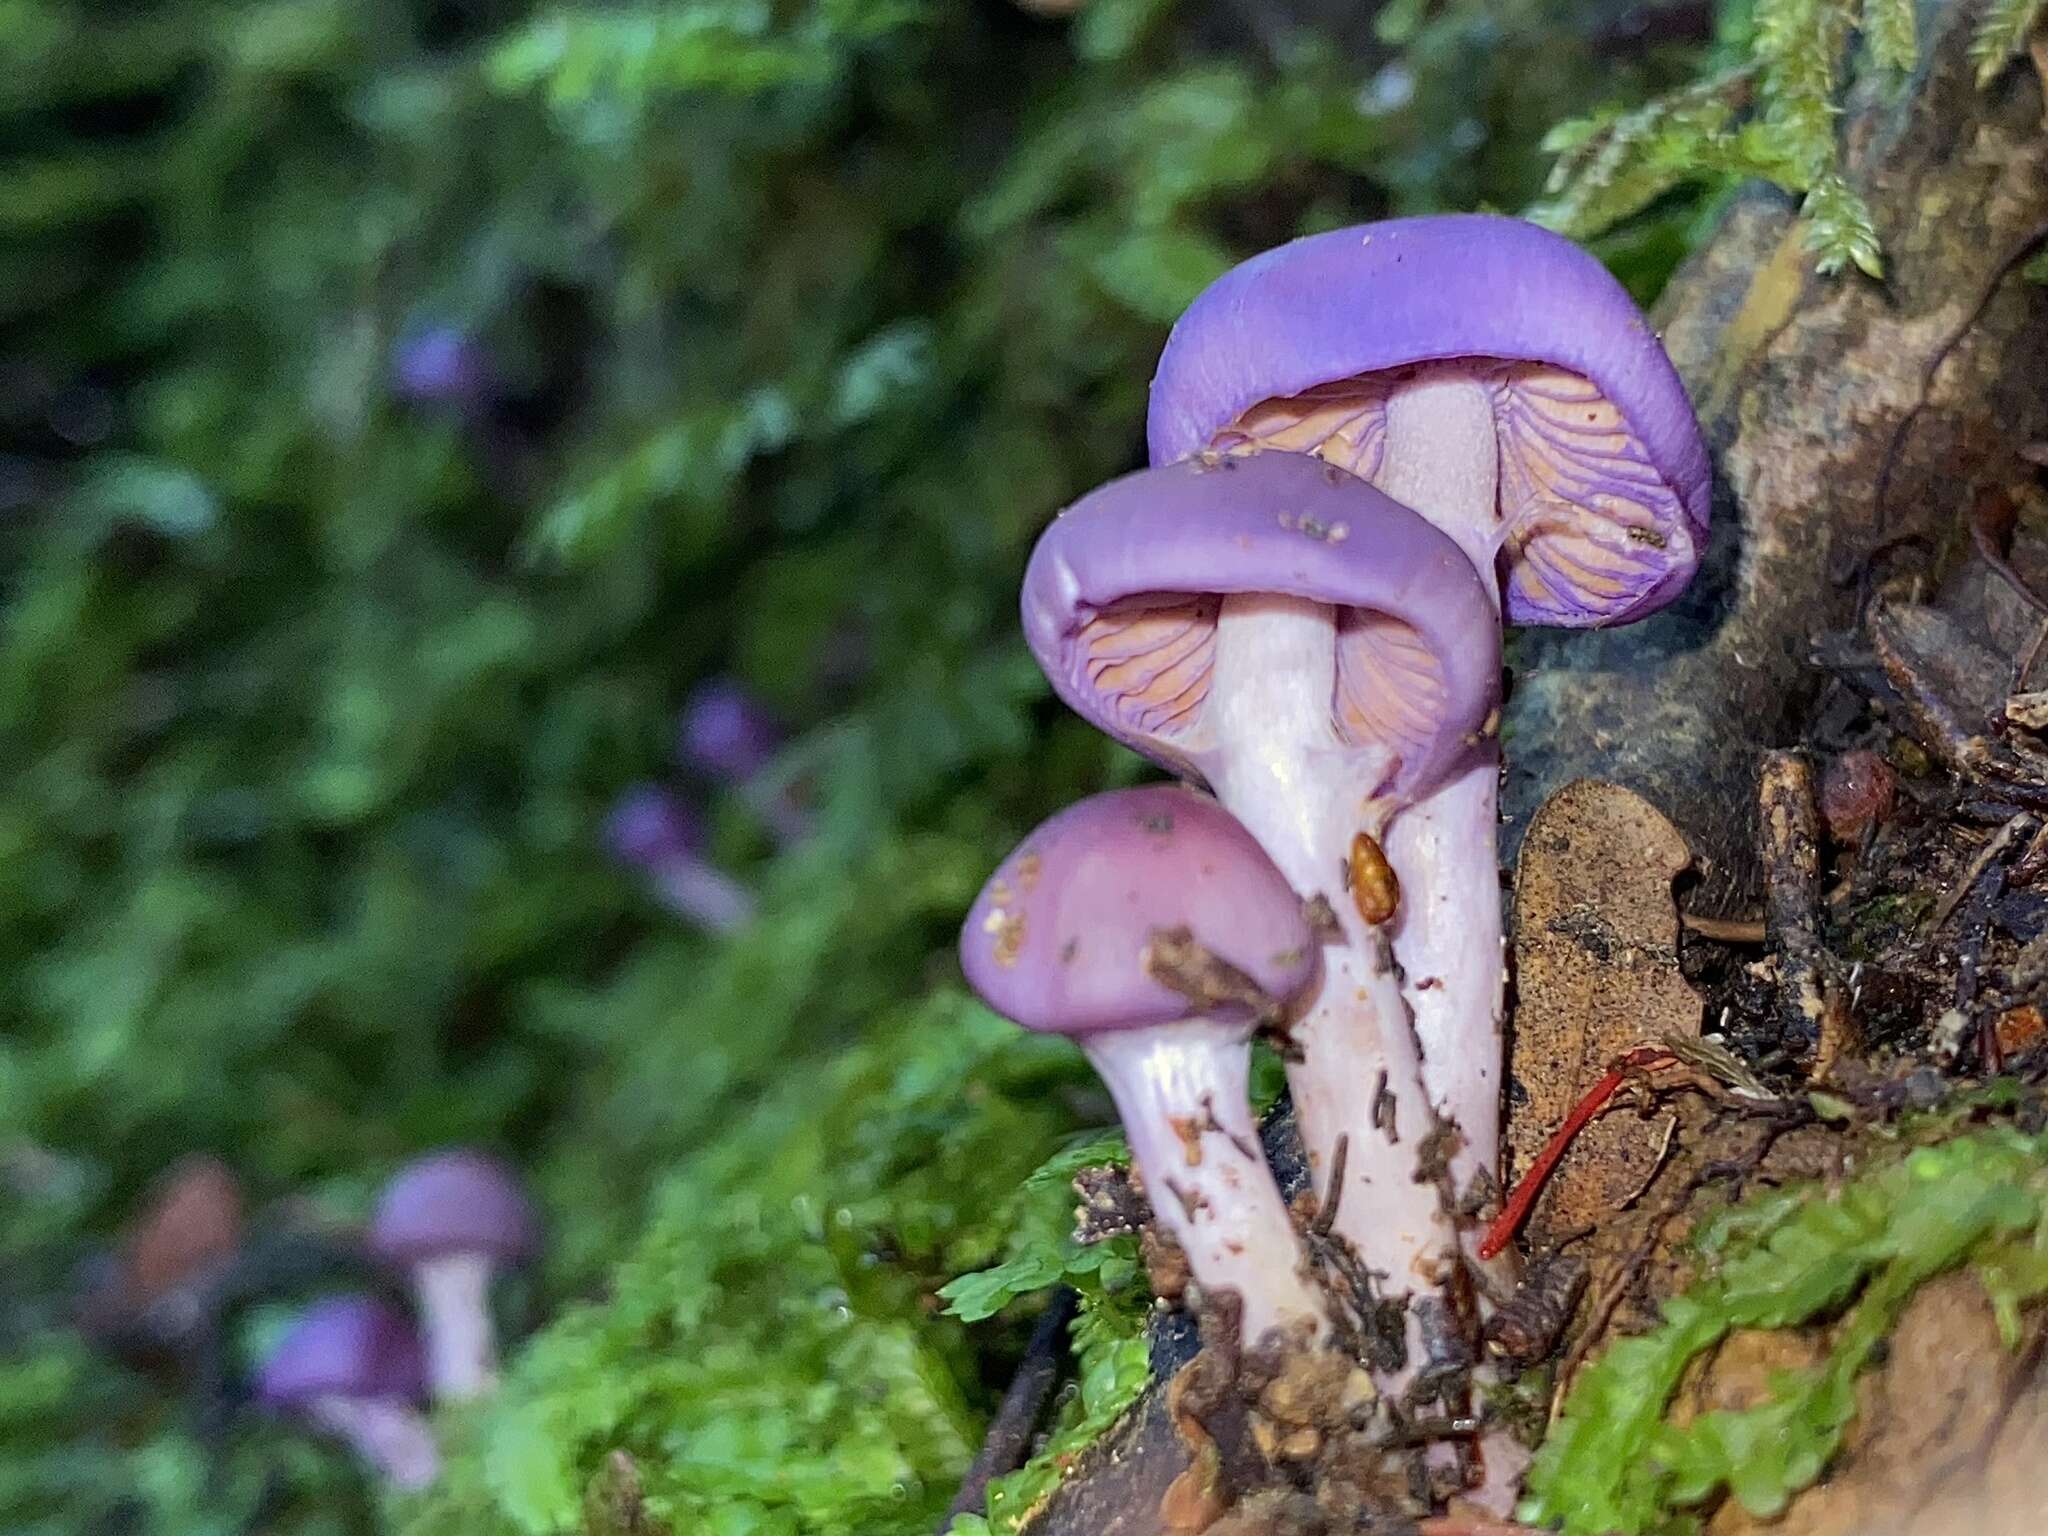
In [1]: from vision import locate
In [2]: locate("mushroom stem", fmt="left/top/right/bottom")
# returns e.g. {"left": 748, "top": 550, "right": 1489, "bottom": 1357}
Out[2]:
{"left": 305, "top": 1394, "right": 441, "bottom": 1490}
{"left": 1382, "top": 752, "right": 1503, "bottom": 1210}
{"left": 1084, "top": 1022, "right": 1326, "bottom": 1346}
{"left": 1373, "top": 366, "right": 1526, "bottom": 1514}
{"left": 1366, "top": 365, "right": 1508, "bottom": 1223}
{"left": 410, "top": 1251, "right": 500, "bottom": 1402}
{"left": 651, "top": 859, "right": 757, "bottom": 934}
{"left": 1204, "top": 591, "right": 1460, "bottom": 1372}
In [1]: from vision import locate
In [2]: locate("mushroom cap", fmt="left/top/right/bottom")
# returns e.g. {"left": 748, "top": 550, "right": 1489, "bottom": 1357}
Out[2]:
{"left": 961, "top": 785, "right": 1317, "bottom": 1038}
{"left": 603, "top": 784, "right": 704, "bottom": 871}
{"left": 677, "top": 678, "right": 782, "bottom": 783}
{"left": 367, "top": 1150, "right": 539, "bottom": 1266}
{"left": 1146, "top": 213, "right": 1709, "bottom": 627}
{"left": 1021, "top": 449, "right": 1501, "bottom": 798}
{"left": 258, "top": 1295, "right": 425, "bottom": 1407}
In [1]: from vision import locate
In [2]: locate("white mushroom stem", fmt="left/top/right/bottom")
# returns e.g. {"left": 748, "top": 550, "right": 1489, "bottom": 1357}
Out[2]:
{"left": 1366, "top": 364, "right": 1507, "bottom": 1222}
{"left": 651, "top": 859, "right": 757, "bottom": 934}
{"left": 306, "top": 1394, "right": 441, "bottom": 1490}
{"left": 1374, "top": 364, "right": 1528, "bottom": 1515}
{"left": 411, "top": 1250, "right": 501, "bottom": 1402}
{"left": 1203, "top": 591, "right": 1460, "bottom": 1379}
{"left": 1085, "top": 1023, "right": 1327, "bottom": 1346}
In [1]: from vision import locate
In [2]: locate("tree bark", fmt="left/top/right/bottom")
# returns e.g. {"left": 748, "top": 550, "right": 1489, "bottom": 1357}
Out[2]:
{"left": 1503, "top": 1, "right": 2048, "bottom": 907}
{"left": 1013, "top": 10, "right": 2048, "bottom": 1533}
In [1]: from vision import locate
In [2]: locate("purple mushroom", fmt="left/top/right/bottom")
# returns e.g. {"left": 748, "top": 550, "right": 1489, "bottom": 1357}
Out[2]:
{"left": 676, "top": 679, "right": 810, "bottom": 847}
{"left": 368, "top": 1150, "right": 538, "bottom": 1402}
{"left": 258, "top": 1295, "right": 439, "bottom": 1490}
{"left": 961, "top": 785, "right": 1328, "bottom": 1345}
{"left": 603, "top": 783, "right": 757, "bottom": 933}
{"left": 1148, "top": 214, "right": 1709, "bottom": 1227}
{"left": 390, "top": 327, "right": 488, "bottom": 408}
{"left": 1019, "top": 450, "right": 1501, "bottom": 1365}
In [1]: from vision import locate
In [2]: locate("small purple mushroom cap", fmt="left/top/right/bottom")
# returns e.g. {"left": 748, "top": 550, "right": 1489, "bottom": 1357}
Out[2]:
{"left": 1147, "top": 214, "right": 1708, "bottom": 627}
{"left": 1021, "top": 449, "right": 1500, "bottom": 800}
{"left": 391, "top": 328, "right": 486, "bottom": 406}
{"left": 368, "top": 1151, "right": 538, "bottom": 1268}
{"left": 961, "top": 785, "right": 1316, "bottom": 1036}
{"left": 677, "top": 679, "right": 784, "bottom": 784}
{"left": 258, "top": 1295, "right": 425, "bottom": 1409}
{"left": 602, "top": 785, "right": 705, "bottom": 871}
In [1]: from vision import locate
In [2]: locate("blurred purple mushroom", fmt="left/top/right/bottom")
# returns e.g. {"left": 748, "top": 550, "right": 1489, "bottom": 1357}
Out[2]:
{"left": 1148, "top": 214, "right": 1709, "bottom": 1223}
{"left": 368, "top": 1151, "right": 538, "bottom": 1402}
{"left": 676, "top": 678, "right": 810, "bottom": 846}
{"left": 390, "top": 327, "right": 488, "bottom": 408}
{"left": 961, "top": 785, "right": 1327, "bottom": 1345}
{"left": 603, "top": 784, "right": 757, "bottom": 933}
{"left": 258, "top": 1295, "right": 439, "bottom": 1490}
{"left": 1020, "top": 450, "right": 1500, "bottom": 1369}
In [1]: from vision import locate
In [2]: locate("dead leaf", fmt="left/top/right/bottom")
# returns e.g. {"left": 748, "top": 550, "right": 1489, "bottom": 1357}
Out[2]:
{"left": 1507, "top": 780, "right": 1702, "bottom": 1246}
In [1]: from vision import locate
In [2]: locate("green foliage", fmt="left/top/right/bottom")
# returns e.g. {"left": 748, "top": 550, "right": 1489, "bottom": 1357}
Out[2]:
{"left": 1971, "top": 0, "right": 2047, "bottom": 85}
{"left": 1521, "top": 1128, "right": 2048, "bottom": 1536}
{"left": 1533, "top": 0, "right": 1902, "bottom": 277}
{"left": 2, "top": 0, "right": 1717, "bottom": 1531}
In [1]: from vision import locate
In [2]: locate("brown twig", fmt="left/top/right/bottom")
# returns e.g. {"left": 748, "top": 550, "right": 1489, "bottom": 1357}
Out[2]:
{"left": 1760, "top": 751, "right": 1841, "bottom": 1056}
{"left": 943, "top": 1288, "right": 1077, "bottom": 1526}
{"left": 1680, "top": 912, "right": 1768, "bottom": 944}
{"left": 1925, "top": 813, "right": 2033, "bottom": 942}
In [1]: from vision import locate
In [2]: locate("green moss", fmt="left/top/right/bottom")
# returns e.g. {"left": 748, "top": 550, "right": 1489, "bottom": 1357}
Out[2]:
{"left": 1522, "top": 1127, "right": 2048, "bottom": 1536}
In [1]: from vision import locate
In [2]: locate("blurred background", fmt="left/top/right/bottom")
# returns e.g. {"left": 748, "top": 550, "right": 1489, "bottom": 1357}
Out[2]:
{"left": 1, "top": 1, "right": 1731, "bottom": 1531}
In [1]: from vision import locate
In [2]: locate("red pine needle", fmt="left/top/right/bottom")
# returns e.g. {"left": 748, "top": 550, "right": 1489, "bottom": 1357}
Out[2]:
{"left": 1478, "top": 1047, "right": 1676, "bottom": 1259}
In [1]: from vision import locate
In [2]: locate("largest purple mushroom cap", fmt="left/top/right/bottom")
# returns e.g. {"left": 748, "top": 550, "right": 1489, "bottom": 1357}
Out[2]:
{"left": 1147, "top": 214, "right": 1709, "bottom": 627}
{"left": 1021, "top": 449, "right": 1500, "bottom": 798}
{"left": 961, "top": 785, "right": 1316, "bottom": 1036}
{"left": 259, "top": 1295, "right": 426, "bottom": 1408}
{"left": 368, "top": 1151, "right": 539, "bottom": 1267}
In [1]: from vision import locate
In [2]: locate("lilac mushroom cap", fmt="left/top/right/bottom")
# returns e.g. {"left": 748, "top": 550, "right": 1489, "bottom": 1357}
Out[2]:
{"left": 961, "top": 785, "right": 1328, "bottom": 1344}
{"left": 961, "top": 784, "right": 1317, "bottom": 1033}
{"left": 1147, "top": 214, "right": 1708, "bottom": 627}
{"left": 259, "top": 1295, "right": 440, "bottom": 1489}
{"left": 391, "top": 328, "right": 487, "bottom": 406}
{"left": 1021, "top": 448, "right": 1500, "bottom": 800}
{"left": 369, "top": 1151, "right": 539, "bottom": 1268}
{"left": 259, "top": 1295, "right": 426, "bottom": 1409}
{"left": 677, "top": 679, "right": 784, "bottom": 784}
{"left": 602, "top": 784, "right": 706, "bottom": 872}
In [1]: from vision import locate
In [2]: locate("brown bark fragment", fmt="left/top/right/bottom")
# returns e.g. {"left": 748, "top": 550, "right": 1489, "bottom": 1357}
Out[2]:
{"left": 1506, "top": 780, "right": 1702, "bottom": 1246}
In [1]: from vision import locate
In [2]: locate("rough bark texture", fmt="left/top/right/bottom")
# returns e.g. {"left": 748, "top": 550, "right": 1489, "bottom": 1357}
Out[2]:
{"left": 1014, "top": 11, "right": 2048, "bottom": 1532}
{"left": 1502, "top": 1, "right": 2048, "bottom": 910}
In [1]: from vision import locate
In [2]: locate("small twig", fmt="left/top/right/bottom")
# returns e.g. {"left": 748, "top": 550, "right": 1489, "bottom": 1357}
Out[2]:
{"left": 1680, "top": 912, "right": 1768, "bottom": 944}
{"left": 1760, "top": 751, "right": 1835, "bottom": 1052}
{"left": 1925, "top": 812, "right": 2033, "bottom": 941}
{"left": 942, "top": 1288, "right": 1077, "bottom": 1526}
{"left": 1616, "top": 1116, "right": 1680, "bottom": 1212}
{"left": 1312, "top": 1134, "right": 1348, "bottom": 1237}
{"left": 1478, "top": 1047, "right": 1676, "bottom": 1259}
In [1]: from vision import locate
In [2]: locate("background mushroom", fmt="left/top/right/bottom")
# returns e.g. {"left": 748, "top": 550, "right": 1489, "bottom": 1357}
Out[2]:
{"left": 1019, "top": 450, "right": 1500, "bottom": 1365}
{"left": 257, "top": 1294, "right": 439, "bottom": 1490}
{"left": 960, "top": 784, "right": 1327, "bottom": 1346}
{"left": 1147, "top": 213, "right": 1709, "bottom": 1224}
{"left": 367, "top": 1150, "right": 538, "bottom": 1402}
{"left": 676, "top": 678, "right": 810, "bottom": 846}
{"left": 602, "top": 783, "right": 758, "bottom": 934}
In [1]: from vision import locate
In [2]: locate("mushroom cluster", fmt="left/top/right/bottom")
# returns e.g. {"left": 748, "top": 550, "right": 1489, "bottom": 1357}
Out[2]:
{"left": 959, "top": 213, "right": 1705, "bottom": 1512}
{"left": 255, "top": 1149, "right": 539, "bottom": 1489}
